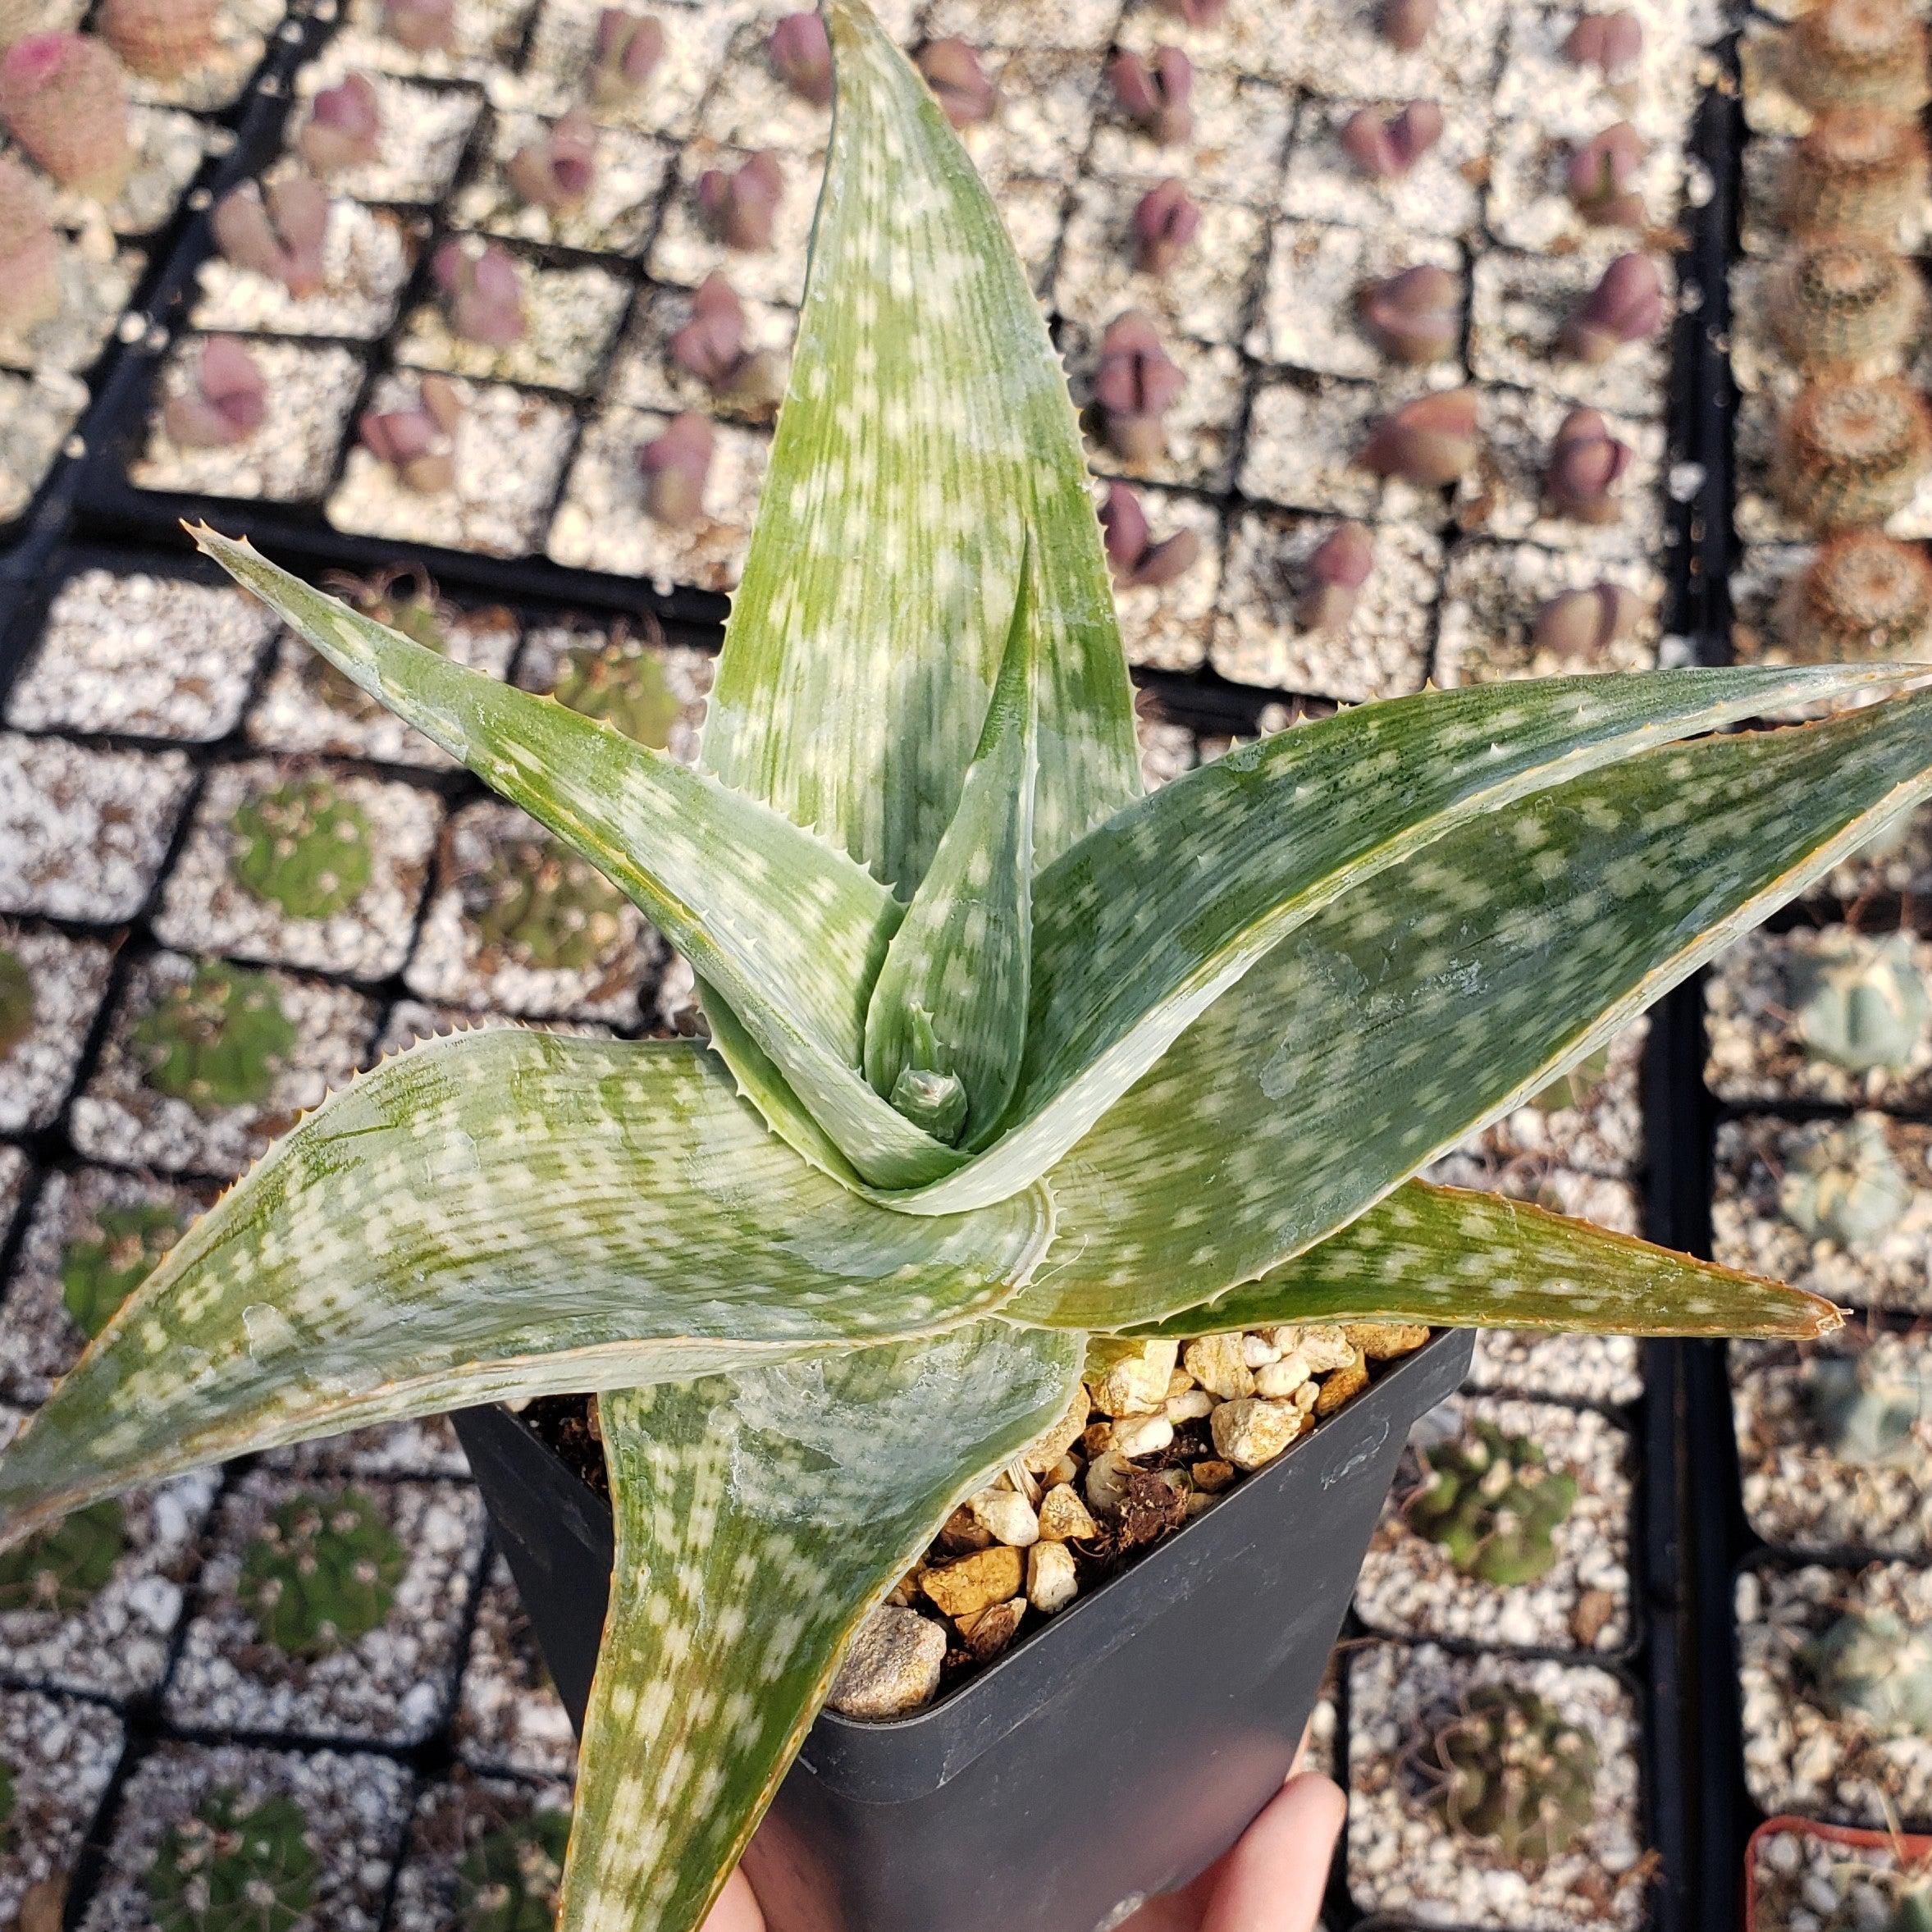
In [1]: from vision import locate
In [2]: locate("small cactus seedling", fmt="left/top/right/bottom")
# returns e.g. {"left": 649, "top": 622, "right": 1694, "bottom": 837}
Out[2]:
{"left": 0, "top": 945, "right": 34, "bottom": 1057}
{"left": 1295, "top": 522, "right": 1375, "bottom": 632}
{"left": 696, "top": 149, "right": 783, "bottom": 251}
{"left": 229, "top": 776, "right": 376, "bottom": 920}
{"left": 1567, "top": 121, "right": 1646, "bottom": 226}
{"left": 303, "top": 568, "right": 456, "bottom": 710}
{"left": 1530, "top": 584, "right": 1644, "bottom": 663}
{"left": 637, "top": 411, "right": 715, "bottom": 527}
{"left": 1130, "top": 178, "right": 1199, "bottom": 276}
{"left": 1785, "top": 0, "right": 1930, "bottom": 117}
{"left": 99, "top": 0, "right": 216, "bottom": 80}
{"left": 1772, "top": 241, "right": 1925, "bottom": 373}
{"left": 550, "top": 634, "right": 685, "bottom": 750}
{"left": 131, "top": 960, "right": 297, "bottom": 1114}
{"left": 299, "top": 71, "right": 381, "bottom": 176}
{"left": 433, "top": 239, "right": 527, "bottom": 349}
{"left": 0, "top": 156, "right": 59, "bottom": 340}
{"left": 915, "top": 39, "right": 994, "bottom": 128}
{"left": 1777, "top": 379, "right": 1932, "bottom": 531}
{"left": 1561, "top": 253, "right": 1665, "bottom": 364}
{"left": 384, "top": 0, "right": 454, "bottom": 54}
{"left": 666, "top": 273, "right": 785, "bottom": 408}
{"left": 163, "top": 336, "right": 268, "bottom": 450}
{"left": 0, "top": 1498, "right": 125, "bottom": 1613}
{"left": 1782, "top": 532, "right": 1932, "bottom": 663}
{"left": 1407, "top": 1419, "right": 1578, "bottom": 1585}
{"left": 0, "top": 32, "right": 133, "bottom": 201}
{"left": 469, "top": 835, "right": 631, "bottom": 972}
{"left": 1098, "top": 482, "right": 1201, "bottom": 589}
{"left": 1379, "top": 0, "right": 1436, "bottom": 50}
{"left": 1425, "top": 1685, "right": 1601, "bottom": 1869}
{"left": 1357, "top": 263, "right": 1460, "bottom": 365}
{"left": 1339, "top": 101, "right": 1442, "bottom": 180}
{"left": 61, "top": 1199, "right": 186, "bottom": 1340}
{"left": 1806, "top": 1610, "right": 1932, "bottom": 1736}
{"left": 146, "top": 1788, "right": 319, "bottom": 1932}
{"left": 1108, "top": 46, "right": 1191, "bottom": 147}
{"left": 1781, "top": 1117, "right": 1915, "bottom": 1248}
{"left": 212, "top": 175, "right": 330, "bottom": 301}
{"left": 1806, "top": 1347, "right": 1932, "bottom": 1465}
{"left": 359, "top": 374, "right": 464, "bottom": 495}
{"left": 1784, "top": 113, "right": 1930, "bottom": 245}
{"left": 1359, "top": 388, "right": 1478, "bottom": 486}
{"left": 590, "top": 9, "right": 662, "bottom": 109}
{"left": 1545, "top": 407, "right": 1633, "bottom": 524}
{"left": 507, "top": 111, "right": 597, "bottom": 213}
{"left": 769, "top": 11, "right": 833, "bottom": 107}
{"left": 1094, "top": 310, "right": 1184, "bottom": 464}
{"left": 456, "top": 1811, "right": 572, "bottom": 1932}
{"left": 1792, "top": 931, "right": 1930, "bottom": 1076}
{"left": 236, "top": 1487, "right": 405, "bottom": 1657}
{"left": 1564, "top": 8, "right": 1642, "bottom": 76}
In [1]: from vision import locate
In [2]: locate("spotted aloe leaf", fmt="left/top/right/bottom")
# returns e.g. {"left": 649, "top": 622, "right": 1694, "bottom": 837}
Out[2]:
{"left": 0, "top": 1033, "right": 1049, "bottom": 1545}
{"left": 563, "top": 1327, "right": 1081, "bottom": 1932}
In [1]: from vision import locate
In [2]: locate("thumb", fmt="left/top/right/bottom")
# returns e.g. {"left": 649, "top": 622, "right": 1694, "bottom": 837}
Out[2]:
{"left": 1199, "top": 1773, "right": 1346, "bottom": 1932}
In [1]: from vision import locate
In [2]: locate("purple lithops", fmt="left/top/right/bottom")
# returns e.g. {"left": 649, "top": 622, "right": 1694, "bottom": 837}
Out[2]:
{"left": 1131, "top": 179, "right": 1200, "bottom": 275}
{"left": 1560, "top": 252, "right": 1664, "bottom": 363}
{"left": 383, "top": 0, "right": 454, "bottom": 54}
{"left": 359, "top": 374, "right": 463, "bottom": 492}
{"left": 1563, "top": 9, "right": 1643, "bottom": 79}
{"left": 1532, "top": 582, "right": 1643, "bottom": 658}
{"left": 668, "top": 272, "right": 785, "bottom": 404}
{"left": 916, "top": 39, "right": 995, "bottom": 129}
{"left": 433, "top": 238, "right": 527, "bottom": 348}
{"left": 1295, "top": 523, "right": 1376, "bottom": 632}
{"left": 1567, "top": 121, "right": 1646, "bottom": 226}
{"left": 591, "top": 9, "right": 663, "bottom": 108}
{"left": 1380, "top": 0, "right": 1438, "bottom": 50}
{"left": 1356, "top": 263, "right": 1460, "bottom": 363}
{"left": 1545, "top": 406, "right": 1633, "bottom": 522}
{"left": 638, "top": 411, "right": 715, "bottom": 527}
{"left": 299, "top": 72, "right": 381, "bottom": 175}
{"left": 0, "top": 156, "right": 60, "bottom": 337}
{"left": 696, "top": 149, "right": 783, "bottom": 251}
{"left": 1339, "top": 102, "right": 1443, "bottom": 180}
{"left": 507, "top": 110, "right": 597, "bottom": 212}
{"left": 0, "top": 33, "right": 133, "bottom": 201}
{"left": 211, "top": 174, "right": 331, "bottom": 299}
{"left": 769, "top": 11, "right": 833, "bottom": 107}
{"left": 1099, "top": 482, "right": 1201, "bottom": 587}
{"left": 1094, "top": 310, "right": 1185, "bottom": 464}
{"left": 1359, "top": 388, "right": 1478, "bottom": 485}
{"left": 163, "top": 336, "right": 268, "bottom": 448}
{"left": 99, "top": 0, "right": 217, "bottom": 80}
{"left": 1109, "top": 47, "right": 1193, "bottom": 147}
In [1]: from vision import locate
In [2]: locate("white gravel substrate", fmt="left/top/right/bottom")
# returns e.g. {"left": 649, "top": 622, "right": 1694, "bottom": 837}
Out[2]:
{"left": 163, "top": 1473, "right": 487, "bottom": 1747}
{"left": 1347, "top": 1642, "right": 1649, "bottom": 1930}
{"left": 0, "top": 733, "right": 192, "bottom": 923}
{"left": 327, "top": 375, "right": 576, "bottom": 557}
{"left": 403, "top": 800, "right": 662, "bottom": 1023}
{"left": 1278, "top": 95, "right": 1490, "bottom": 239}
{"left": 71, "top": 952, "right": 377, "bottom": 1179}
{"left": 546, "top": 405, "right": 767, "bottom": 588}
{"left": 247, "top": 599, "right": 520, "bottom": 767}
{"left": 260, "top": 1415, "right": 469, "bottom": 1482}
{"left": 1210, "top": 508, "right": 1441, "bottom": 700}
{"left": 394, "top": 254, "right": 630, "bottom": 395}
{"left": 513, "top": 0, "right": 734, "bottom": 135}
{"left": 0, "top": 369, "right": 86, "bottom": 523}
{"left": 5, "top": 567, "right": 279, "bottom": 742}
{"left": 1088, "top": 70, "right": 1295, "bottom": 209}
{"left": 152, "top": 760, "right": 442, "bottom": 980}
{"left": 511, "top": 622, "right": 714, "bottom": 759}
{"left": 951, "top": 48, "right": 1103, "bottom": 191}
{"left": 1712, "top": 1113, "right": 1932, "bottom": 1318}
{"left": 1467, "top": 1331, "right": 1645, "bottom": 1409}
{"left": 1738, "top": 1560, "right": 1932, "bottom": 1829}
{"left": 33, "top": 104, "right": 210, "bottom": 238}
{"left": 1275, "top": 0, "right": 1512, "bottom": 99}
{"left": 0, "top": 1690, "right": 121, "bottom": 1927}
{"left": 1706, "top": 927, "right": 1932, "bottom": 1110}
{"left": 1747, "top": 1820, "right": 1932, "bottom": 1930}
{"left": 131, "top": 336, "right": 365, "bottom": 503}
{"left": 1137, "top": 707, "right": 1202, "bottom": 790}
{"left": 285, "top": 66, "right": 482, "bottom": 204}
{"left": 1066, "top": 323, "right": 1247, "bottom": 491}
{"left": 78, "top": 1742, "right": 411, "bottom": 1932}
{"left": 697, "top": 20, "right": 834, "bottom": 153}
{"left": 1108, "top": 486, "right": 1224, "bottom": 674}
{"left": 0, "top": 925, "right": 115, "bottom": 1133}
{"left": 1428, "top": 1152, "right": 1644, "bottom": 1236}
{"left": 603, "top": 281, "right": 796, "bottom": 426}
{"left": 1238, "top": 372, "right": 1446, "bottom": 523}
{"left": 454, "top": 1555, "right": 578, "bottom": 1779}
{"left": 326, "top": 0, "right": 535, "bottom": 82}
{"left": 449, "top": 111, "right": 674, "bottom": 253}
{"left": 647, "top": 139, "right": 819, "bottom": 306}
{"left": 1435, "top": 541, "right": 1665, "bottom": 684}
{"left": 191, "top": 194, "right": 422, "bottom": 340}
{"left": 390, "top": 1776, "right": 575, "bottom": 1932}
{"left": 0, "top": 236, "right": 142, "bottom": 377}
{"left": 1492, "top": 0, "right": 1714, "bottom": 144}
{"left": 1459, "top": 1016, "right": 1647, "bottom": 1179}
{"left": 1357, "top": 1394, "right": 1634, "bottom": 1654}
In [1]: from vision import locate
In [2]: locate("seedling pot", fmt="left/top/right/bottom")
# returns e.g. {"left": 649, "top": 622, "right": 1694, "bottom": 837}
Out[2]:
{"left": 454, "top": 1327, "right": 1472, "bottom": 1932}
{"left": 1742, "top": 1815, "right": 1932, "bottom": 1932}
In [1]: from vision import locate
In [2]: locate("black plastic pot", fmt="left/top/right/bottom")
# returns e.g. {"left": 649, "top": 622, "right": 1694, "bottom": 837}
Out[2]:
{"left": 454, "top": 1328, "right": 1473, "bottom": 1932}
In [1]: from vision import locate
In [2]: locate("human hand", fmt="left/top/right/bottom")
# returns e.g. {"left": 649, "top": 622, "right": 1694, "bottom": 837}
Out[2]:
{"left": 701, "top": 1763, "right": 1345, "bottom": 1932}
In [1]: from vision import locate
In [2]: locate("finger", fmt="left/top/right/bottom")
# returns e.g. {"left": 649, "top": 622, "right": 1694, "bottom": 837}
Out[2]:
{"left": 1199, "top": 1774, "right": 1345, "bottom": 1932}
{"left": 700, "top": 1866, "right": 766, "bottom": 1932}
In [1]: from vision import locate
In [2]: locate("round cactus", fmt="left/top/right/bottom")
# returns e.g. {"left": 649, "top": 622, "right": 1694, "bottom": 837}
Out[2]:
{"left": 1806, "top": 1349, "right": 1932, "bottom": 1465}
{"left": 1781, "top": 532, "right": 1932, "bottom": 662}
{"left": 302, "top": 569, "right": 454, "bottom": 716}
{"left": 1791, "top": 931, "right": 1930, "bottom": 1075}
{"left": 1772, "top": 241, "right": 1925, "bottom": 372}
{"left": 0, "top": 32, "right": 133, "bottom": 202}
{"left": 131, "top": 961, "right": 298, "bottom": 1113}
{"left": 0, "top": 1497, "right": 126, "bottom": 1613}
{"left": 146, "top": 1788, "right": 320, "bottom": 1932}
{"left": 1784, "top": 0, "right": 1930, "bottom": 117}
{"left": 1784, "top": 113, "right": 1930, "bottom": 245}
{"left": 0, "top": 945, "right": 35, "bottom": 1057}
{"left": 1406, "top": 1418, "right": 1578, "bottom": 1586}
{"left": 99, "top": 0, "right": 217, "bottom": 80}
{"left": 456, "top": 1810, "right": 572, "bottom": 1932}
{"left": 1426, "top": 1685, "right": 1600, "bottom": 1869}
{"left": 1780, "top": 1114, "right": 1915, "bottom": 1246}
{"left": 1775, "top": 379, "right": 1932, "bottom": 532}
{"left": 60, "top": 1198, "right": 185, "bottom": 1339}
{"left": 236, "top": 1488, "right": 405, "bottom": 1658}
{"left": 550, "top": 636, "right": 683, "bottom": 750}
{"left": 468, "top": 837, "right": 630, "bottom": 973}
{"left": 229, "top": 777, "right": 375, "bottom": 921}
{"left": 1804, "top": 1609, "right": 1932, "bottom": 1736}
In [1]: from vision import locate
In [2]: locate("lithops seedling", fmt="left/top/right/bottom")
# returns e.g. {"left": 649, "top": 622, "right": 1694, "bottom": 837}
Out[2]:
{"left": 130, "top": 961, "right": 298, "bottom": 1113}
{"left": 236, "top": 1487, "right": 404, "bottom": 1658}
{"left": 1806, "top": 1349, "right": 1932, "bottom": 1467}
{"left": 228, "top": 777, "right": 375, "bottom": 921}
{"left": 1424, "top": 1684, "right": 1601, "bottom": 1868}
{"left": 61, "top": 1199, "right": 187, "bottom": 1340}
{"left": 467, "top": 837, "right": 631, "bottom": 974}
{"left": 1805, "top": 1608, "right": 1932, "bottom": 1736}
{"left": 1406, "top": 1418, "right": 1578, "bottom": 1586}
{"left": 0, "top": 1498, "right": 124, "bottom": 1612}
{"left": 1791, "top": 932, "right": 1930, "bottom": 1076}
{"left": 1781, "top": 1116, "right": 1916, "bottom": 1249}
{"left": 457, "top": 1810, "right": 571, "bottom": 1932}
{"left": 146, "top": 1788, "right": 320, "bottom": 1932}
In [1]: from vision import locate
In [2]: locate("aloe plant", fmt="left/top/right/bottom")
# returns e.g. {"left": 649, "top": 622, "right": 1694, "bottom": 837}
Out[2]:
{"left": 3, "top": 5, "right": 1932, "bottom": 1924}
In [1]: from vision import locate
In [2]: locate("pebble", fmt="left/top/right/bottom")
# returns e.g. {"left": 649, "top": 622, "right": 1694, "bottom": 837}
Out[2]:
{"left": 1346, "top": 1322, "right": 1433, "bottom": 1359}
{"left": 961, "top": 1596, "right": 1028, "bottom": 1663}
{"left": 1316, "top": 1350, "right": 1372, "bottom": 1416}
{"left": 1167, "top": 1388, "right": 1214, "bottom": 1423}
{"left": 1192, "top": 1459, "right": 1238, "bottom": 1493}
{"left": 968, "top": 1488, "right": 1041, "bottom": 1549}
{"left": 1038, "top": 1484, "right": 1098, "bottom": 1541}
{"left": 1022, "top": 1392, "right": 1089, "bottom": 1474}
{"left": 1085, "top": 1447, "right": 1135, "bottom": 1516}
{"left": 1254, "top": 1354, "right": 1313, "bottom": 1399}
{"left": 1212, "top": 1397, "right": 1309, "bottom": 1472}
{"left": 826, "top": 1605, "right": 947, "bottom": 1719}
{"left": 920, "top": 1546, "right": 1025, "bottom": 1619}
{"left": 1027, "top": 1541, "right": 1079, "bottom": 1615}
{"left": 1184, "top": 1333, "right": 1256, "bottom": 1400}
{"left": 1087, "top": 1340, "right": 1181, "bottom": 1416}
{"left": 1111, "top": 1414, "right": 1175, "bottom": 1459}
